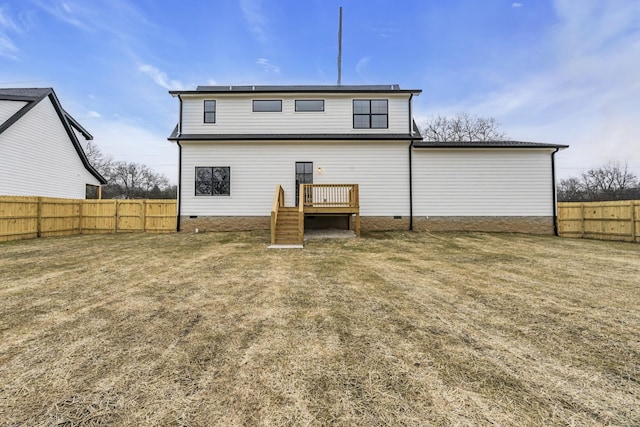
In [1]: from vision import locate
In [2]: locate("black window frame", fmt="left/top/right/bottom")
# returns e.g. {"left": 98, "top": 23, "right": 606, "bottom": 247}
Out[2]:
{"left": 252, "top": 99, "right": 282, "bottom": 112}
{"left": 353, "top": 99, "right": 388, "bottom": 129}
{"left": 295, "top": 99, "right": 325, "bottom": 112}
{"left": 204, "top": 100, "right": 216, "bottom": 124}
{"left": 295, "top": 162, "right": 313, "bottom": 206}
{"left": 195, "top": 166, "right": 231, "bottom": 196}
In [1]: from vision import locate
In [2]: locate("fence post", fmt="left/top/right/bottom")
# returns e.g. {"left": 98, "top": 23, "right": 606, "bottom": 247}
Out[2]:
{"left": 141, "top": 200, "right": 147, "bottom": 232}
{"left": 114, "top": 200, "right": 119, "bottom": 233}
{"left": 78, "top": 199, "right": 83, "bottom": 235}
{"left": 631, "top": 201, "right": 637, "bottom": 243}
{"left": 580, "top": 203, "right": 585, "bottom": 238}
{"left": 37, "top": 197, "right": 42, "bottom": 238}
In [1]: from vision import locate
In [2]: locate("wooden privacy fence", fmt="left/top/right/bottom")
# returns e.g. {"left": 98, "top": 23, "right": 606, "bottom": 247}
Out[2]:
{"left": 557, "top": 200, "right": 639, "bottom": 243}
{"left": 0, "top": 196, "right": 177, "bottom": 242}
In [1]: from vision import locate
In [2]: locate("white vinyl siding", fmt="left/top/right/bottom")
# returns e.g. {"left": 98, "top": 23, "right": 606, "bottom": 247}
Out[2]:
{"left": 180, "top": 93, "right": 410, "bottom": 135}
{"left": 0, "top": 96, "right": 100, "bottom": 198}
{"left": 180, "top": 141, "right": 410, "bottom": 216}
{"left": 0, "top": 100, "right": 27, "bottom": 124}
{"left": 412, "top": 149, "right": 554, "bottom": 216}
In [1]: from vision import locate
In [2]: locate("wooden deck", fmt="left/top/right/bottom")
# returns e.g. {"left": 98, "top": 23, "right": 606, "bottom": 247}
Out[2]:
{"left": 271, "top": 184, "right": 360, "bottom": 245}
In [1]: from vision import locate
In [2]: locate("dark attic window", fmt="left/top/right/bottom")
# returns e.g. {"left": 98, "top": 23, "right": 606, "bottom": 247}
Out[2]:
{"left": 295, "top": 99, "right": 324, "bottom": 112}
{"left": 253, "top": 100, "right": 282, "bottom": 112}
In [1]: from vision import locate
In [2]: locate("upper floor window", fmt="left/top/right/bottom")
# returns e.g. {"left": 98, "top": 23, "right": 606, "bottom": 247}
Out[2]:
{"left": 353, "top": 99, "right": 388, "bottom": 129}
{"left": 204, "top": 100, "right": 216, "bottom": 123}
{"left": 252, "top": 100, "right": 282, "bottom": 112}
{"left": 195, "top": 167, "right": 230, "bottom": 196}
{"left": 295, "top": 99, "right": 324, "bottom": 112}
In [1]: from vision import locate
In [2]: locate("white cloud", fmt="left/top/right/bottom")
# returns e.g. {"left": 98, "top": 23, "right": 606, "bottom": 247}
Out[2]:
{"left": 31, "top": 0, "right": 90, "bottom": 31}
{"left": 0, "top": 36, "right": 17, "bottom": 59}
{"left": 418, "top": 0, "right": 640, "bottom": 179}
{"left": 240, "top": 0, "right": 267, "bottom": 44}
{"left": 137, "top": 64, "right": 187, "bottom": 90}
{"left": 512, "top": 3, "right": 523, "bottom": 8}
{"left": 355, "top": 56, "right": 371, "bottom": 79}
{"left": 87, "top": 110, "right": 101, "bottom": 118}
{"left": 0, "top": 7, "right": 19, "bottom": 59}
{"left": 0, "top": 7, "right": 18, "bottom": 30}
{"left": 256, "top": 58, "right": 280, "bottom": 73}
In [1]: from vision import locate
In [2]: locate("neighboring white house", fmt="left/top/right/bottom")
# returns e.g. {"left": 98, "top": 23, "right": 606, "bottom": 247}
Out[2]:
{"left": 0, "top": 88, "right": 105, "bottom": 199}
{"left": 167, "top": 85, "right": 567, "bottom": 239}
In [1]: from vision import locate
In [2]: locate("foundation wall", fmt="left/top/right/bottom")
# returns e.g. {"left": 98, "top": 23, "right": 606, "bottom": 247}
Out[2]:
{"left": 356, "top": 216, "right": 410, "bottom": 231}
{"left": 413, "top": 216, "right": 555, "bottom": 234}
{"left": 179, "top": 216, "right": 270, "bottom": 232}
{"left": 180, "top": 215, "right": 555, "bottom": 234}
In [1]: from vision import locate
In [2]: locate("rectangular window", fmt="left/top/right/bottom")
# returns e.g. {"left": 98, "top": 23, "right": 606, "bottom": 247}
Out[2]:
{"left": 195, "top": 167, "right": 230, "bottom": 196}
{"left": 353, "top": 99, "right": 388, "bottom": 129}
{"left": 252, "top": 100, "right": 282, "bottom": 112}
{"left": 295, "top": 99, "right": 324, "bottom": 112}
{"left": 204, "top": 100, "right": 216, "bottom": 123}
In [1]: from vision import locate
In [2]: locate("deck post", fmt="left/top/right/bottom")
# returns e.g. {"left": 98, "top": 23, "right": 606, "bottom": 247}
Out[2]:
{"left": 298, "top": 184, "right": 305, "bottom": 244}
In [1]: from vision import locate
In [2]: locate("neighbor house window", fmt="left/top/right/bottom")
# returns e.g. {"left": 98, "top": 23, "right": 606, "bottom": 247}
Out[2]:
{"left": 195, "top": 167, "right": 230, "bottom": 196}
{"left": 252, "top": 100, "right": 282, "bottom": 112}
{"left": 353, "top": 99, "right": 388, "bottom": 129}
{"left": 295, "top": 99, "right": 324, "bottom": 112}
{"left": 204, "top": 100, "right": 216, "bottom": 123}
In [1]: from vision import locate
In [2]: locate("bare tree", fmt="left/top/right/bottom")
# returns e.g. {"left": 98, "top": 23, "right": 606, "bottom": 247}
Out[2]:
{"left": 557, "top": 177, "right": 584, "bottom": 202}
{"left": 84, "top": 142, "right": 175, "bottom": 199}
{"left": 85, "top": 141, "right": 114, "bottom": 180}
{"left": 558, "top": 161, "right": 639, "bottom": 201}
{"left": 419, "top": 113, "right": 507, "bottom": 142}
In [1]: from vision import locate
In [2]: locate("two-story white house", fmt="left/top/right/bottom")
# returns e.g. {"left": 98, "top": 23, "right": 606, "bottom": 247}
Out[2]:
{"left": 0, "top": 88, "right": 106, "bottom": 199}
{"left": 168, "top": 85, "right": 567, "bottom": 244}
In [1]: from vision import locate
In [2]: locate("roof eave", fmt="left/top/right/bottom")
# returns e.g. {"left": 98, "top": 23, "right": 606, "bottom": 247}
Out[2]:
{"left": 168, "top": 133, "right": 423, "bottom": 142}
{"left": 64, "top": 110, "right": 94, "bottom": 140}
{"left": 169, "top": 89, "right": 422, "bottom": 96}
{"left": 413, "top": 142, "right": 569, "bottom": 150}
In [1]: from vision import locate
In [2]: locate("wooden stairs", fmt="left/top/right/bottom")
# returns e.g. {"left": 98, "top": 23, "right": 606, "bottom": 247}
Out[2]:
{"left": 273, "top": 207, "right": 301, "bottom": 245}
{"left": 270, "top": 183, "right": 360, "bottom": 246}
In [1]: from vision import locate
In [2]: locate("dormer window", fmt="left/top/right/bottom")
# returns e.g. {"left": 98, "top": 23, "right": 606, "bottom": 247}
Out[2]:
{"left": 353, "top": 99, "right": 388, "bottom": 129}
{"left": 204, "top": 100, "right": 216, "bottom": 123}
{"left": 253, "top": 100, "right": 282, "bottom": 112}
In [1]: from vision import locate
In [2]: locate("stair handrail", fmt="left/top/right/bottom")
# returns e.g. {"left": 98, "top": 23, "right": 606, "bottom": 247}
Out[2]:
{"left": 271, "top": 184, "right": 285, "bottom": 244}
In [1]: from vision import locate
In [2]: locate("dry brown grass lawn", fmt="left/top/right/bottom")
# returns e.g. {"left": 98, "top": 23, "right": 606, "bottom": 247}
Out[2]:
{"left": 0, "top": 231, "right": 638, "bottom": 426}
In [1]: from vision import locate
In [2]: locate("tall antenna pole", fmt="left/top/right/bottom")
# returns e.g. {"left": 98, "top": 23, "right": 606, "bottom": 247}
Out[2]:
{"left": 337, "top": 6, "right": 342, "bottom": 86}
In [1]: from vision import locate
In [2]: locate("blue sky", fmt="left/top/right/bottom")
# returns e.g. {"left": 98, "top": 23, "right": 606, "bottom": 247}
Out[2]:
{"left": 1, "top": 0, "right": 639, "bottom": 183}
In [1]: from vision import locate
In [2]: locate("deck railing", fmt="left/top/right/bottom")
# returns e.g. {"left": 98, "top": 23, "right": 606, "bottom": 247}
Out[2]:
{"left": 270, "top": 184, "right": 285, "bottom": 244}
{"left": 299, "top": 184, "right": 359, "bottom": 209}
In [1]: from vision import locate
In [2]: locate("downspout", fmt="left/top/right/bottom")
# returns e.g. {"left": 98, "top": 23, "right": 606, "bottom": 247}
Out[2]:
{"left": 177, "top": 141, "right": 182, "bottom": 232}
{"left": 408, "top": 93, "right": 414, "bottom": 231}
{"left": 176, "top": 94, "right": 184, "bottom": 232}
{"left": 551, "top": 147, "right": 559, "bottom": 236}
{"left": 409, "top": 141, "right": 413, "bottom": 231}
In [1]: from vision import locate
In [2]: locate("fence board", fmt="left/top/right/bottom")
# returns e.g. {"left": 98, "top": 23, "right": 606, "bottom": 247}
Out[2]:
{"left": 0, "top": 196, "right": 38, "bottom": 241}
{"left": 558, "top": 200, "right": 639, "bottom": 243}
{"left": 0, "top": 196, "right": 176, "bottom": 242}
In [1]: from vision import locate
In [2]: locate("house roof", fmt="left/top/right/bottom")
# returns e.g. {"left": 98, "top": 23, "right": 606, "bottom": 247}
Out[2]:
{"left": 170, "top": 84, "right": 422, "bottom": 95}
{"left": 412, "top": 140, "right": 569, "bottom": 149}
{"left": 0, "top": 87, "right": 106, "bottom": 184}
